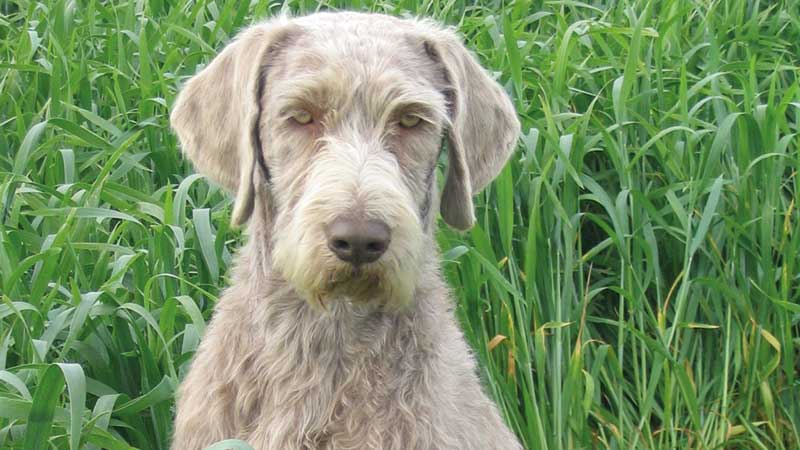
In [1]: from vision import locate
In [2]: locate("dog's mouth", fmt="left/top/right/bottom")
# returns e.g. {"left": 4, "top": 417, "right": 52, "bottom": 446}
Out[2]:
{"left": 315, "top": 265, "right": 386, "bottom": 305}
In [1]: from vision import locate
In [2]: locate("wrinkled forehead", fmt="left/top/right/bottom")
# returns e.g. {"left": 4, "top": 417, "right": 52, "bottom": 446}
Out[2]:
{"left": 266, "top": 15, "right": 449, "bottom": 115}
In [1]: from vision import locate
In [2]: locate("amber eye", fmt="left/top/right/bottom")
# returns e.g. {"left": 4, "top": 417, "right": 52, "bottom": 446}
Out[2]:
{"left": 399, "top": 114, "right": 421, "bottom": 128}
{"left": 292, "top": 110, "right": 313, "bottom": 125}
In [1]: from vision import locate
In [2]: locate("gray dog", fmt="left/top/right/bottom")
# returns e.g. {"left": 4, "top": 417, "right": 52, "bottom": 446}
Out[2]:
{"left": 169, "top": 11, "right": 521, "bottom": 450}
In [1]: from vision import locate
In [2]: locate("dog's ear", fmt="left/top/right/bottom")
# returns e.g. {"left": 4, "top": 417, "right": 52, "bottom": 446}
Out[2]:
{"left": 171, "top": 19, "right": 294, "bottom": 226}
{"left": 424, "top": 30, "right": 520, "bottom": 230}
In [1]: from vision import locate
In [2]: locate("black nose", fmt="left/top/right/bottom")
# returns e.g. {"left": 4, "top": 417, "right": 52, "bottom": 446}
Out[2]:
{"left": 326, "top": 217, "right": 391, "bottom": 265}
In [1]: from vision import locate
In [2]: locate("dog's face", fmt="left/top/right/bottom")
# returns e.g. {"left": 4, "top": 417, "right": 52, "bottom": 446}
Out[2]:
{"left": 171, "top": 13, "right": 519, "bottom": 308}
{"left": 266, "top": 20, "right": 450, "bottom": 307}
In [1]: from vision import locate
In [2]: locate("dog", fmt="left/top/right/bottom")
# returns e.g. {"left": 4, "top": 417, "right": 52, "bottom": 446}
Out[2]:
{"left": 169, "top": 11, "right": 521, "bottom": 450}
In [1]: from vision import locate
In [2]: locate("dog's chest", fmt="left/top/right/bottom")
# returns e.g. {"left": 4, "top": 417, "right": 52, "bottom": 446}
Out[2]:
{"left": 246, "top": 362, "right": 437, "bottom": 450}
{"left": 238, "top": 302, "right": 439, "bottom": 448}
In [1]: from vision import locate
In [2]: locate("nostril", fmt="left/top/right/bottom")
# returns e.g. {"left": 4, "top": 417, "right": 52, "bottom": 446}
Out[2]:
{"left": 332, "top": 239, "right": 350, "bottom": 251}
{"left": 366, "top": 241, "right": 386, "bottom": 253}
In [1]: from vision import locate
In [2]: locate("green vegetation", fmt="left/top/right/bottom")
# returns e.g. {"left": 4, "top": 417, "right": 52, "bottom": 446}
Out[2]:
{"left": 1, "top": 0, "right": 799, "bottom": 448}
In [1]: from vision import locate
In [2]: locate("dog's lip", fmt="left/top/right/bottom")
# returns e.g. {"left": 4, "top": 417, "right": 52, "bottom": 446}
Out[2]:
{"left": 328, "top": 266, "right": 374, "bottom": 284}
{"left": 325, "top": 266, "right": 383, "bottom": 289}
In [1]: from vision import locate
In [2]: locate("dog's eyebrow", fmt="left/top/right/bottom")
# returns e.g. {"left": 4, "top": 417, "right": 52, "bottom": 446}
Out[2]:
{"left": 361, "top": 69, "right": 448, "bottom": 118}
{"left": 384, "top": 96, "right": 447, "bottom": 121}
{"left": 274, "top": 72, "right": 344, "bottom": 112}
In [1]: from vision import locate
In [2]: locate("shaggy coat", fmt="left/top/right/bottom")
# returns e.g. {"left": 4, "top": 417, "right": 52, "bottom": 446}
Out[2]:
{"left": 170, "top": 12, "right": 522, "bottom": 450}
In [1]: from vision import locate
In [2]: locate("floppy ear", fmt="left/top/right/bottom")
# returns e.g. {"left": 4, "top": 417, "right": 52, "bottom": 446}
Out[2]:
{"left": 170, "top": 18, "right": 294, "bottom": 226}
{"left": 425, "top": 30, "right": 520, "bottom": 230}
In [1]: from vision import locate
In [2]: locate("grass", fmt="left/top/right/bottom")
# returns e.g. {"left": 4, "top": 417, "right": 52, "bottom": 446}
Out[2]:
{"left": 1, "top": 0, "right": 799, "bottom": 448}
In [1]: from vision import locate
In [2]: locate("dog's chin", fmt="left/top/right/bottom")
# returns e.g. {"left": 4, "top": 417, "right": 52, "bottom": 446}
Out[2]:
{"left": 298, "top": 263, "right": 417, "bottom": 311}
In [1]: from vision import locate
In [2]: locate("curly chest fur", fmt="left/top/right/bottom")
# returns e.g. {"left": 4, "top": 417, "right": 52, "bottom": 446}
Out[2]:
{"left": 220, "top": 296, "right": 453, "bottom": 449}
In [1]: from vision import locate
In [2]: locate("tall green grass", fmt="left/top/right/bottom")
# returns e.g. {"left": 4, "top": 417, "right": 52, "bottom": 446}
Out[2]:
{"left": 1, "top": 0, "right": 798, "bottom": 448}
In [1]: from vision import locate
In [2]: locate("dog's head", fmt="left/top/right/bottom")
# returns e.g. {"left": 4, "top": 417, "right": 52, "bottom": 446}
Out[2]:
{"left": 171, "top": 12, "right": 519, "bottom": 308}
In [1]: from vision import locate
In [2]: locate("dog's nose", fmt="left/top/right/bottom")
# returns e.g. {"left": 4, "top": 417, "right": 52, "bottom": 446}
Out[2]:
{"left": 326, "top": 217, "right": 391, "bottom": 265}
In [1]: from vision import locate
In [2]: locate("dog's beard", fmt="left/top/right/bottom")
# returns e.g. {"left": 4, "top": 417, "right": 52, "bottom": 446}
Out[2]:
{"left": 315, "top": 264, "right": 393, "bottom": 306}
{"left": 291, "top": 261, "right": 418, "bottom": 310}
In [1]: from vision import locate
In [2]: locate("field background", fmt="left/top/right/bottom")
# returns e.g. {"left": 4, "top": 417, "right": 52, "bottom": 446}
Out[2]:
{"left": 1, "top": 0, "right": 799, "bottom": 449}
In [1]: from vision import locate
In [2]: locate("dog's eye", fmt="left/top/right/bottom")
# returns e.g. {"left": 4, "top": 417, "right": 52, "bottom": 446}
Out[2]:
{"left": 398, "top": 114, "right": 421, "bottom": 129}
{"left": 292, "top": 110, "right": 313, "bottom": 125}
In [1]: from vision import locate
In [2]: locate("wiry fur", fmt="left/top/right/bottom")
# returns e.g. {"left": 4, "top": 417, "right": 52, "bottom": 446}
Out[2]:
{"left": 170, "top": 11, "right": 521, "bottom": 450}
